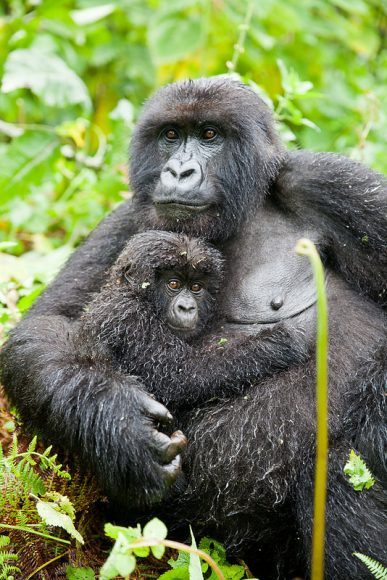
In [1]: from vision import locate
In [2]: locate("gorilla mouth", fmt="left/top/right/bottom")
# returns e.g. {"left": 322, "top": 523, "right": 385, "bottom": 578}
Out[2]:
{"left": 154, "top": 201, "right": 211, "bottom": 213}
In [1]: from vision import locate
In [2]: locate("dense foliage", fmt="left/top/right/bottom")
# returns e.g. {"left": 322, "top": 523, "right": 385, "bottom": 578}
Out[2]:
{"left": 0, "top": 2, "right": 385, "bottom": 576}
{"left": 0, "top": 0, "right": 386, "bottom": 342}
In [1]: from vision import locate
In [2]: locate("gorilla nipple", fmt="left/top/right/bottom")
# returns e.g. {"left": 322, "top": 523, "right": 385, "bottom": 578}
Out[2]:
{"left": 270, "top": 296, "right": 284, "bottom": 310}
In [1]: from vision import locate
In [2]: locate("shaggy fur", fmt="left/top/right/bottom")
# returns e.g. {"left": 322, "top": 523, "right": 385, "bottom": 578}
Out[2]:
{"left": 1, "top": 77, "right": 386, "bottom": 578}
{"left": 77, "top": 231, "right": 307, "bottom": 411}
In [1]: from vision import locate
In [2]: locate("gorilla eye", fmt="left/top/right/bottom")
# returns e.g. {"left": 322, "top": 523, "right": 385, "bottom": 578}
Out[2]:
{"left": 164, "top": 128, "right": 179, "bottom": 141}
{"left": 167, "top": 279, "right": 182, "bottom": 291}
{"left": 190, "top": 282, "right": 203, "bottom": 293}
{"left": 202, "top": 128, "right": 217, "bottom": 141}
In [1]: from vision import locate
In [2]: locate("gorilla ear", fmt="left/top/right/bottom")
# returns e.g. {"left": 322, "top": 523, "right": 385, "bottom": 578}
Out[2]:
{"left": 122, "top": 263, "right": 134, "bottom": 284}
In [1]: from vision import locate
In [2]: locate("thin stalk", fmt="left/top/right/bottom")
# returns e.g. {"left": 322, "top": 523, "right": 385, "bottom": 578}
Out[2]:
{"left": 226, "top": 0, "right": 254, "bottom": 74}
{"left": 127, "top": 538, "right": 225, "bottom": 580}
{"left": 295, "top": 238, "right": 329, "bottom": 580}
{"left": 26, "top": 550, "right": 69, "bottom": 579}
{"left": 0, "top": 523, "right": 70, "bottom": 545}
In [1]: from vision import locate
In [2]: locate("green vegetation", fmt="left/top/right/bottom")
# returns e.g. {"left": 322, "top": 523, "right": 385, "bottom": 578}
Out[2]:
{"left": 344, "top": 449, "right": 376, "bottom": 492}
{"left": 0, "top": 0, "right": 386, "bottom": 577}
{"left": 0, "top": 426, "right": 245, "bottom": 578}
{"left": 354, "top": 554, "right": 387, "bottom": 580}
{"left": 0, "top": 1, "right": 386, "bottom": 337}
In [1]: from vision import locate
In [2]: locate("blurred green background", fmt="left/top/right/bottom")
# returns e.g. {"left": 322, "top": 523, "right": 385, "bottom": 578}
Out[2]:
{"left": 0, "top": 0, "right": 386, "bottom": 340}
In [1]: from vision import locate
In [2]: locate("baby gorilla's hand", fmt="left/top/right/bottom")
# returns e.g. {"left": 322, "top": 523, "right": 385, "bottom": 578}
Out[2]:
{"left": 123, "top": 390, "right": 187, "bottom": 506}
{"left": 141, "top": 394, "right": 187, "bottom": 483}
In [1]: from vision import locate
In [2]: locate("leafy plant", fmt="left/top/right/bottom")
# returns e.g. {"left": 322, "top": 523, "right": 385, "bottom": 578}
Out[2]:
{"left": 0, "top": 535, "right": 20, "bottom": 580}
{"left": 160, "top": 536, "right": 248, "bottom": 580}
{"left": 353, "top": 553, "right": 387, "bottom": 580}
{"left": 0, "top": 430, "right": 100, "bottom": 578}
{"left": 344, "top": 450, "right": 376, "bottom": 491}
{"left": 100, "top": 518, "right": 226, "bottom": 580}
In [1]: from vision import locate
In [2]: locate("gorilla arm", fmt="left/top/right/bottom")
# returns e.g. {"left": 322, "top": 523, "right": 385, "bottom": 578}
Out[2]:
{"left": 276, "top": 151, "right": 387, "bottom": 306}
{"left": 0, "top": 314, "right": 187, "bottom": 507}
{"left": 88, "top": 294, "right": 308, "bottom": 411}
{"left": 0, "top": 203, "right": 187, "bottom": 507}
{"left": 143, "top": 324, "right": 308, "bottom": 412}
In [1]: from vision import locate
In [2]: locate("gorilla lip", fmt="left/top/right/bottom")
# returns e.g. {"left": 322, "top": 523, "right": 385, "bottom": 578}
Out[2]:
{"left": 155, "top": 201, "right": 210, "bottom": 210}
{"left": 154, "top": 201, "right": 211, "bottom": 219}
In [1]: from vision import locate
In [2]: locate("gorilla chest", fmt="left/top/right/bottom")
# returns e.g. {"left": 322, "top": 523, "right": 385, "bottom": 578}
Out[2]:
{"left": 221, "top": 204, "right": 320, "bottom": 325}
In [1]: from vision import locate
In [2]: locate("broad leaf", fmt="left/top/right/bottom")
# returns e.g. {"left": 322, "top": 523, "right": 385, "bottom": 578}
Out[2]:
{"left": 2, "top": 49, "right": 91, "bottom": 109}
{"left": 36, "top": 500, "right": 84, "bottom": 544}
{"left": 148, "top": 12, "right": 203, "bottom": 63}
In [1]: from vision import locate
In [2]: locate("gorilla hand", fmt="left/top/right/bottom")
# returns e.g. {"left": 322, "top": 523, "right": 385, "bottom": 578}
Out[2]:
{"left": 91, "top": 384, "right": 188, "bottom": 508}
{"left": 138, "top": 392, "right": 187, "bottom": 487}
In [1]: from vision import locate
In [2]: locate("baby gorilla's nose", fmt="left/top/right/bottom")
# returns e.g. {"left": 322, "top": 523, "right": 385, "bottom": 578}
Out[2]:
{"left": 177, "top": 301, "right": 196, "bottom": 313}
{"left": 169, "top": 294, "right": 199, "bottom": 331}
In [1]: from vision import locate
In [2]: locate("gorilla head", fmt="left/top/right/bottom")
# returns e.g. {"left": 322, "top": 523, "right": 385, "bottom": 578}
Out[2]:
{"left": 90, "top": 230, "right": 223, "bottom": 345}
{"left": 130, "top": 77, "right": 285, "bottom": 241}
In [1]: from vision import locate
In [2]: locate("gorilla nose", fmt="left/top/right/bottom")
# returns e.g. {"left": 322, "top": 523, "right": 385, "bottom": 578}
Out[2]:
{"left": 178, "top": 302, "right": 196, "bottom": 313}
{"left": 161, "top": 159, "right": 202, "bottom": 190}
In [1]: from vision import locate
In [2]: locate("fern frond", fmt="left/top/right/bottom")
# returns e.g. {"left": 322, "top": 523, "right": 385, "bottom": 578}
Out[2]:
{"left": 0, "top": 535, "right": 20, "bottom": 580}
{"left": 0, "top": 564, "right": 21, "bottom": 580}
{"left": 13, "top": 459, "right": 46, "bottom": 496}
{"left": 27, "top": 436, "right": 38, "bottom": 454}
{"left": 10, "top": 434, "right": 18, "bottom": 459}
{"left": 354, "top": 553, "right": 387, "bottom": 580}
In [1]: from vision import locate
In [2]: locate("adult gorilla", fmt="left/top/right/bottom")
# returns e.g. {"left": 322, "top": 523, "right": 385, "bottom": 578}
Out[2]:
{"left": 1, "top": 78, "right": 386, "bottom": 578}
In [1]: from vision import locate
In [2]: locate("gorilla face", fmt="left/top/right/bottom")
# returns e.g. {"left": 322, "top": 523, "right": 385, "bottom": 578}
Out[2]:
{"left": 130, "top": 77, "right": 285, "bottom": 241}
{"left": 156, "top": 269, "right": 215, "bottom": 339}
{"left": 153, "top": 125, "right": 225, "bottom": 220}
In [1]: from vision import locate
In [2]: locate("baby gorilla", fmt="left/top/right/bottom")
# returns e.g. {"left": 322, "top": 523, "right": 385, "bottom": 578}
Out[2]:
{"left": 76, "top": 231, "right": 307, "bottom": 412}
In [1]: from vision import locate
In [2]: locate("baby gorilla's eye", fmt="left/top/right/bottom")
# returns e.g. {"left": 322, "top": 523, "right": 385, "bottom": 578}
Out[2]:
{"left": 167, "top": 279, "right": 182, "bottom": 291}
{"left": 190, "top": 282, "right": 203, "bottom": 293}
{"left": 202, "top": 128, "right": 217, "bottom": 141}
{"left": 164, "top": 128, "right": 179, "bottom": 141}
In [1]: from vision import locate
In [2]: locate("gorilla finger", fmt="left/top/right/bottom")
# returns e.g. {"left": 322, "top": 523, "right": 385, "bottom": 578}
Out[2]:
{"left": 152, "top": 430, "right": 174, "bottom": 454}
{"left": 141, "top": 395, "right": 173, "bottom": 425}
{"left": 161, "top": 455, "right": 182, "bottom": 486}
{"left": 162, "top": 430, "right": 188, "bottom": 464}
{"left": 152, "top": 429, "right": 187, "bottom": 463}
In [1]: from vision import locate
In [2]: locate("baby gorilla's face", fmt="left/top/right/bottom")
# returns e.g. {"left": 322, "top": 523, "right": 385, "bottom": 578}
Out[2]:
{"left": 157, "top": 270, "right": 214, "bottom": 339}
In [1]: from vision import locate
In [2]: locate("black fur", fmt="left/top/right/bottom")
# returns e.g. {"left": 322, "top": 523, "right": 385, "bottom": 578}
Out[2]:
{"left": 1, "top": 77, "right": 386, "bottom": 578}
{"left": 77, "top": 231, "right": 307, "bottom": 411}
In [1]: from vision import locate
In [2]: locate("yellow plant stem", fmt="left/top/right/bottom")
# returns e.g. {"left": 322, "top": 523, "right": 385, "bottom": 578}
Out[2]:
{"left": 295, "top": 238, "right": 329, "bottom": 580}
{"left": 127, "top": 538, "right": 225, "bottom": 580}
{"left": 0, "top": 523, "right": 70, "bottom": 545}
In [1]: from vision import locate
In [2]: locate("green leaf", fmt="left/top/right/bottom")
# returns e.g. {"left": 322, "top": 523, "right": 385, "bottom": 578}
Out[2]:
{"left": 71, "top": 4, "right": 116, "bottom": 26}
{"left": 148, "top": 12, "right": 203, "bottom": 63}
{"left": 2, "top": 49, "right": 91, "bottom": 109}
{"left": 344, "top": 450, "right": 375, "bottom": 491}
{"left": 66, "top": 566, "right": 95, "bottom": 580}
{"left": 143, "top": 518, "right": 168, "bottom": 541}
{"left": 143, "top": 519, "right": 167, "bottom": 556}
{"left": 36, "top": 500, "right": 84, "bottom": 544}
{"left": 0, "top": 132, "right": 59, "bottom": 203}
{"left": 0, "top": 242, "right": 17, "bottom": 251}
{"left": 189, "top": 527, "right": 204, "bottom": 580}
{"left": 17, "top": 285, "right": 45, "bottom": 313}
{"left": 100, "top": 532, "right": 136, "bottom": 580}
{"left": 159, "top": 569, "right": 189, "bottom": 580}
{"left": 44, "top": 492, "right": 76, "bottom": 520}
{"left": 104, "top": 522, "right": 141, "bottom": 542}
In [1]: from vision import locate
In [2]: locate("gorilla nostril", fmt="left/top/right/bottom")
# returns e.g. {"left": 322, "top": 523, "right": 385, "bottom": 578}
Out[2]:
{"left": 180, "top": 168, "right": 195, "bottom": 180}
{"left": 165, "top": 167, "right": 177, "bottom": 178}
{"left": 178, "top": 303, "right": 195, "bottom": 313}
